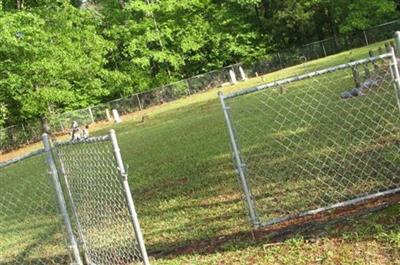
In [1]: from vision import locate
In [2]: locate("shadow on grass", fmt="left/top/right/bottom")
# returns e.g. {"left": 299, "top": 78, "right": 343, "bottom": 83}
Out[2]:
{"left": 0, "top": 224, "right": 71, "bottom": 265}
{"left": 149, "top": 197, "right": 399, "bottom": 260}
{"left": 3, "top": 83, "right": 399, "bottom": 262}
{"left": 0, "top": 256, "right": 71, "bottom": 265}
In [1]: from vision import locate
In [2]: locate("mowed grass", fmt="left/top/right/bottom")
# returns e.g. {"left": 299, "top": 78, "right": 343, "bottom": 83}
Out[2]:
{"left": 0, "top": 154, "right": 71, "bottom": 264}
{"left": 227, "top": 62, "right": 400, "bottom": 226}
{"left": 1, "top": 40, "right": 400, "bottom": 264}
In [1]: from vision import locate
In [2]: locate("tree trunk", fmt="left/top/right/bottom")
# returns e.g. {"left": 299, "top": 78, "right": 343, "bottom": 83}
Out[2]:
{"left": 254, "top": 4, "right": 264, "bottom": 30}
{"left": 254, "top": 4, "right": 260, "bottom": 20}
{"left": 262, "top": 0, "right": 270, "bottom": 19}
{"left": 326, "top": 6, "right": 337, "bottom": 38}
{"left": 118, "top": 0, "right": 125, "bottom": 9}
{"left": 15, "top": 0, "right": 23, "bottom": 10}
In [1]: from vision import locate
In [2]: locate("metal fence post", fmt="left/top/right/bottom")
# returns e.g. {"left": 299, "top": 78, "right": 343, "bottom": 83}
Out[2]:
{"left": 394, "top": 31, "right": 400, "bottom": 56}
{"left": 218, "top": 92, "right": 259, "bottom": 227}
{"left": 350, "top": 59, "right": 361, "bottom": 87}
{"left": 363, "top": 30, "right": 369, "bottom": 46}
{"left": 136, "top": 94, "right": 143, "bottom": 111}
{"left": 88, "top": 107, "right": 95, "bottom": 124}
{"left": 42, "top": 133, "right": 83, "bottom": 265}
{"left": 390, "top": 47, "right": 400, "bottom": 112}
{"left": 110, "top": 129, "right": 150, "bottom": 265}
{"left": 186, "top": 79, "right": 192, "bottom": 96}
{"left": 21, "top": 124, "right": 29, "bottom": 145}
{"left": 321, "top": 41, "right": 327, "bottom": 57}
{"left": 277, "top": 52, "right": 283, "bottom": 68}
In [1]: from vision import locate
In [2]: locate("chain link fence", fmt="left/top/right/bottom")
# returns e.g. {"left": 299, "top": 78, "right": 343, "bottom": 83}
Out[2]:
{"left": 0, "top": 131, "right": 149, "bottom": 265}
{"left": 220, "top": 50, "right": 400, "bottom": 228}
{"left": 301, "top": 19, "right": 400, "bottom": 60}
{"left": 0, "top": 149, "right": 74, "bottom": 265}
{"left": 0, "top": 121, "right": 42, "bottom": 153}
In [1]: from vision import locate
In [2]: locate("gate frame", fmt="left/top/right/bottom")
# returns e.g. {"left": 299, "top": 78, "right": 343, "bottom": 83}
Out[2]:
{"left": 110, "top": 129, "right": 150, "bottom": 265}
{"left": 219, "top": 42, "right": 400, "bottom": 229}
{"left": 43, "top": 130, "right": 150, "bottom": 265}
{"left": 43, "top": 133, "right": 83, "bottom": 265}
{"left": 218, "top": 92, "right": 260, "bottom": 227}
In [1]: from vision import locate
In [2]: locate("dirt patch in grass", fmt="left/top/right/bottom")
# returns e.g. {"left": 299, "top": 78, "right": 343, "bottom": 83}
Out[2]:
{"left": 151, "top": 192, "right": 400, "bottom": 259}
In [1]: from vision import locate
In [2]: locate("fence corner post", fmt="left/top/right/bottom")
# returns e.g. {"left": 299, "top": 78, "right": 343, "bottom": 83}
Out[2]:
{"left": 218, "top": 92, "right": 259, "bottom": 228}
{"left": 109, "top": 129, "right": 150, "bottom": 265}
{"left": 42, "top": 133, "right": 83, "bottom": 265}
{"left": 135, "top": 94, "right": 143, "bottom": 111}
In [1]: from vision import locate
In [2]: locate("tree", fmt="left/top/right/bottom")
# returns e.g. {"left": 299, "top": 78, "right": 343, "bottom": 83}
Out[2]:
{"left": 1, "top": 0, "right": 399, "bottom": 126}
{"left": 338, "top": 0, "right": 398, "bottom": 33}
{"left": 0, "top": 2, "right": 115, "bottom": 126}
{"left": 101, "top": 0, "right": 269, "bottom": 90}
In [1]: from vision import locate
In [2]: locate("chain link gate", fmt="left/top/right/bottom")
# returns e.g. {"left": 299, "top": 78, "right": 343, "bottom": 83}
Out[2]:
{"left": 1, "top": 131, "right": 149, "bottom": 264}
{"left": 45, "top": 130, "right": 150, "bottom": 265}
{"left": 220, "top": 49, "right": 400, "bottom": 228}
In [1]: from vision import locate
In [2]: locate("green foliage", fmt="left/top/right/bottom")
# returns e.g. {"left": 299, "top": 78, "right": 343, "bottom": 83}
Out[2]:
{"left": 0, "top": 103, "right": 8, "bottom": 127}
{"left": 0, "top": 3, "right": 118, "bottom": 123}
{"left": 339, "top": 0, "right": 398, "bottom": 33}
{"left": 0, "top": 0, "right": 399, "bottom": 124}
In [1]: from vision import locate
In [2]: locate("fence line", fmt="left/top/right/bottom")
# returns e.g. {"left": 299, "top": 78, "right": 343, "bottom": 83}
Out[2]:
{"left": 1, "top": 130, "right": 149, "bottom": 265}
{"left": 224, "top": 53, "right": 393, "bottom": 99}
{"left": 2, "top": 19, "right": 400, "bottom": 153}
{"left": 220, "top": 46, "right": 400, "bottom": 228}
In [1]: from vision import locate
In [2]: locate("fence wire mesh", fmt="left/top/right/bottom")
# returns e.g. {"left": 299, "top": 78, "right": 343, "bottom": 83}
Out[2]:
{"left": 222, "top": 52, "right": 400, "bottom": 227}
{"left": 0, "top": 151, "right": 73, "bottom": 265}
{"left": 53, "top": 136, "right": 146, "bottom": 265}
{"left": 0, "top": 121, "right": 42, "bottom": 153}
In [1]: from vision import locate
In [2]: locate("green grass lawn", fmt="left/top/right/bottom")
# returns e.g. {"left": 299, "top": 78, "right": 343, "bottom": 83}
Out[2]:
{"left": 0, "top": 153, "right": 72, "bottom": 265}
{"left": 226, "top": 56, "right": 400, "bottom": 226}
{"left": 1, "top": 40, "right": 399, "bottom": 264}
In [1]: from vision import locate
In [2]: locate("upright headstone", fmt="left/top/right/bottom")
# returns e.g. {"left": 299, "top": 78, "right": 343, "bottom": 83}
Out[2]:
{"left": 239, "top": 66, "right": 247, "bottom": 81}
{"left": 112, "top": 109, "right": 122, "bottom": 123}
{"left": 229, "top": 69, "right": 237, "bottom": 84}
{"left": 105, "top": 109, "right": 111, "bottom": 121}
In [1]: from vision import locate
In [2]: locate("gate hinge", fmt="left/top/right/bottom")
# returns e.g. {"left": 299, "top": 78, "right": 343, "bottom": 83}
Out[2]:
{"left": 117, "top": 164, "right": 129, "bottom": 181}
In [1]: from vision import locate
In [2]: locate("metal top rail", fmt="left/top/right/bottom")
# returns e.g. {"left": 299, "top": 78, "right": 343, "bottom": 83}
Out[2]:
{"left": 369, "top": 18, "right": 400, "bottom": 29}
{"left": 0, "top": 134, "right": 111, "bottom": 168}
{"left": 223, "top": 52, "right": 393, "bottom": 100}
{"left": 0, "top": 148, "right": 45, "bottom": 169}
{"left": 302, "top": 37, "right": 336, "bottom": 47}
{"left": 54, "top": 135, "right": 110, "bottom": 147}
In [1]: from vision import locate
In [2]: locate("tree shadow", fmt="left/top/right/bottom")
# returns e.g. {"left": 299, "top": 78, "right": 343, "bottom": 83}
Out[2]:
{"left": 0, "top": 224, "right": 72, "bottom": 265}
{"left": 149, "top": 197, "right": 399, "bottom": 259}
{"left": 112, "top": 96, "right": 400, "bottom": 260}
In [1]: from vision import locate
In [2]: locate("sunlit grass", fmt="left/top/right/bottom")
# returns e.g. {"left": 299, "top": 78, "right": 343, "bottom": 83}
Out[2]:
{"left": 1, "top": 40, "right": 399, "bottom": 264}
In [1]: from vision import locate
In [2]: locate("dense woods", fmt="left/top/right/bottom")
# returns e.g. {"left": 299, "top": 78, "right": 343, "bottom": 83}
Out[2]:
{"left": 1, "top": 0, "right": 399, "bottom": 126}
